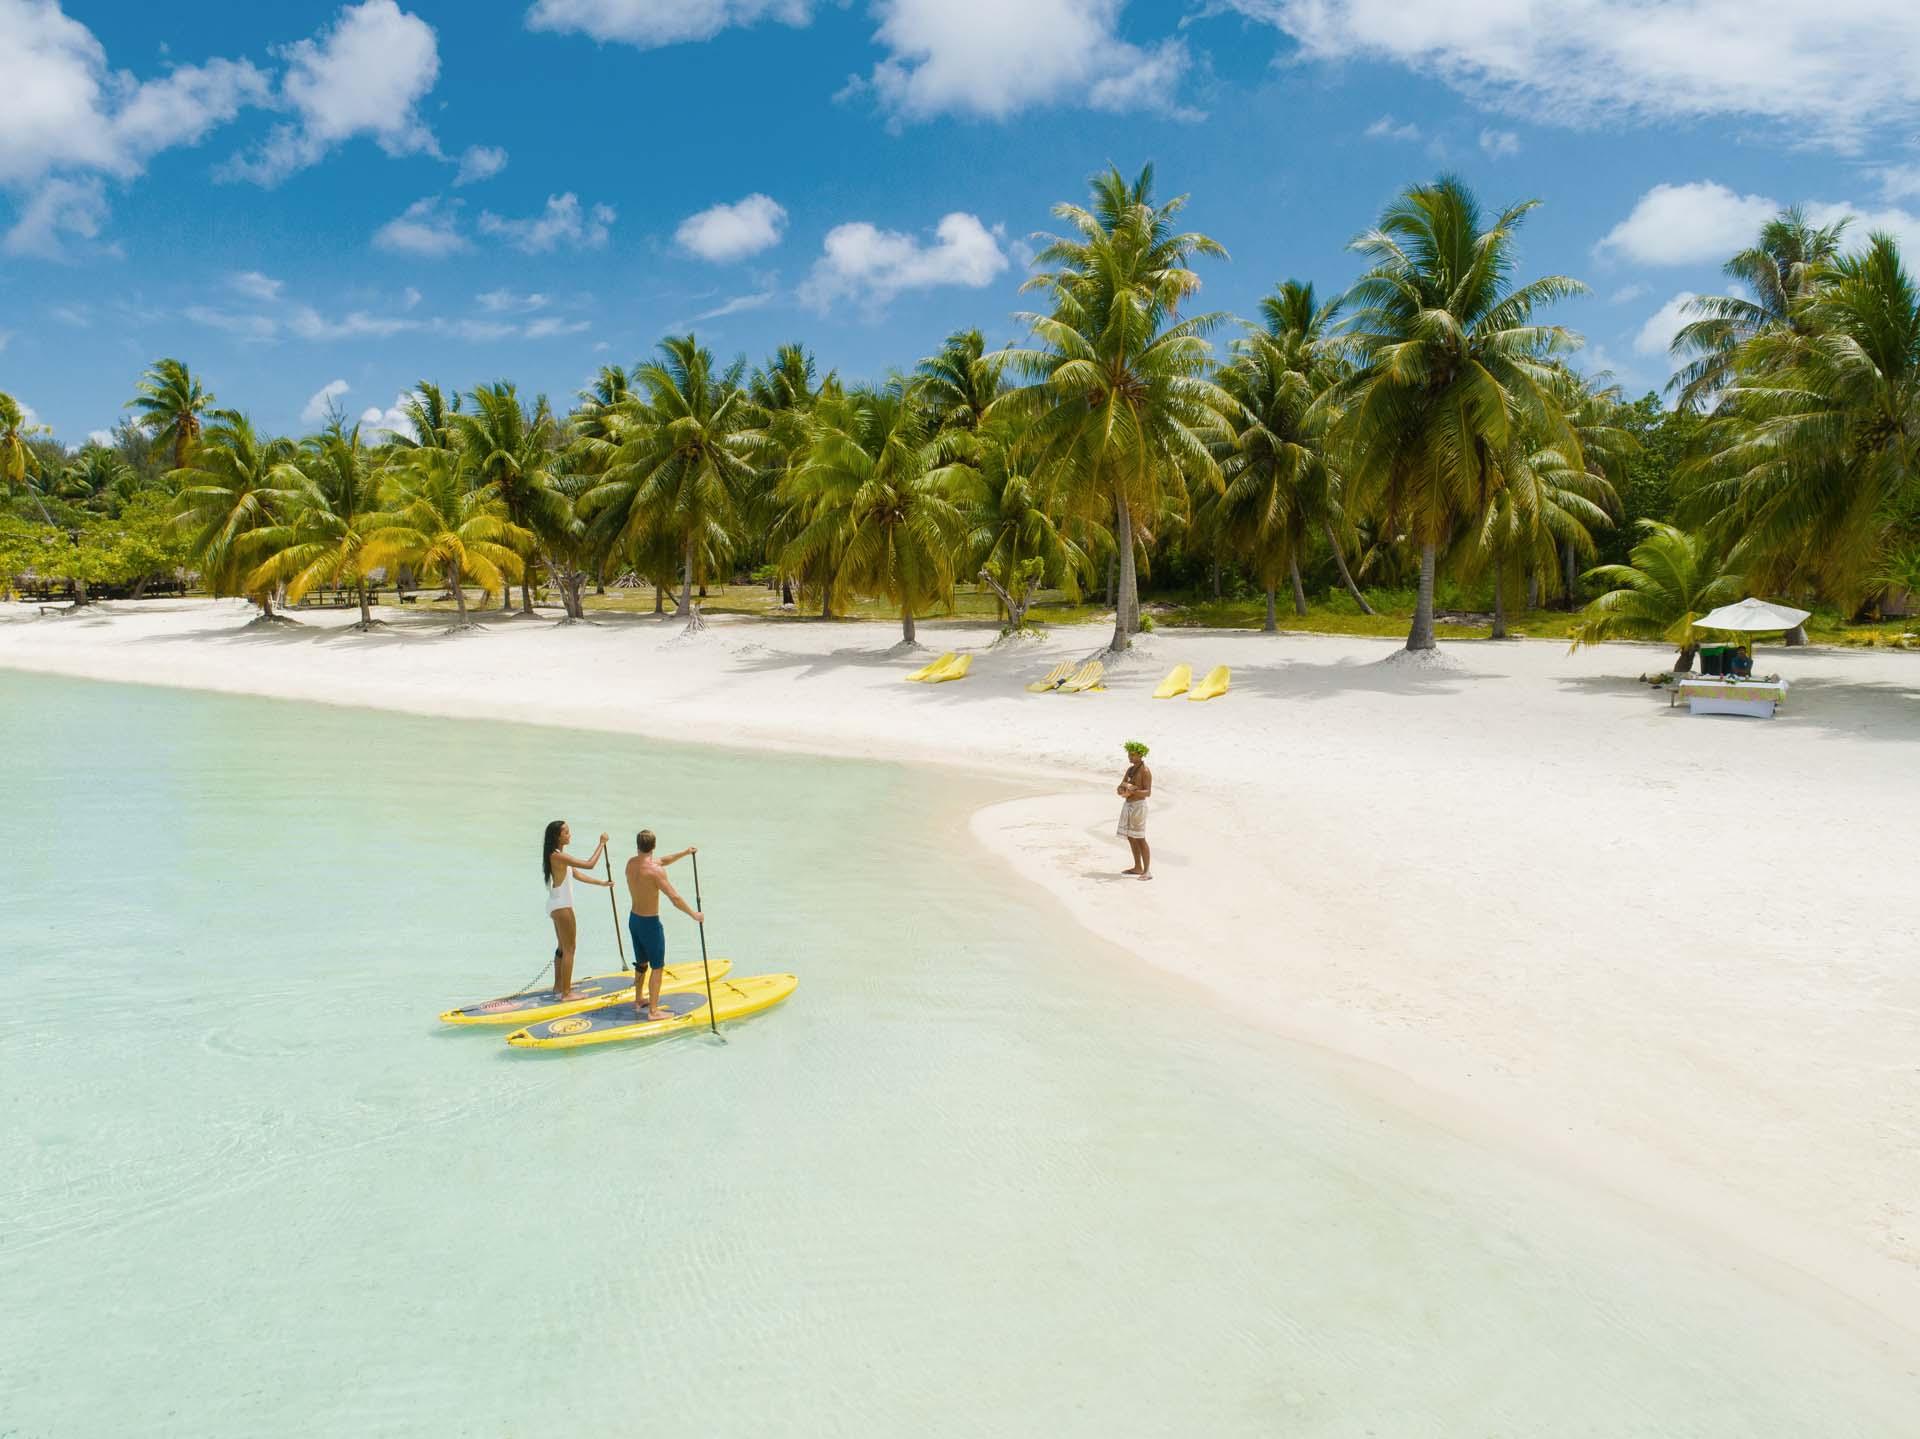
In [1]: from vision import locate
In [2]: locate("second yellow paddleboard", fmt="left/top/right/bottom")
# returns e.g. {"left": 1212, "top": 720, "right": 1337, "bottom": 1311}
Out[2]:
{"left": 506, "top": 974, "right": 797, "bottom": 1049}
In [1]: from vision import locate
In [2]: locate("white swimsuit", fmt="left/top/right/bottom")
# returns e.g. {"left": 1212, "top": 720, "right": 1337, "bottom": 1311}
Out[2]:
{"left": 547, "top": 864, "right": 575, "bottom": 915}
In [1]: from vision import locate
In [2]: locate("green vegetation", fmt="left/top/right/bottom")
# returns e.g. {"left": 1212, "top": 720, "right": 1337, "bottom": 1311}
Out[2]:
{"left": 5, "top": 165, "right": 1918, "bottom": 659}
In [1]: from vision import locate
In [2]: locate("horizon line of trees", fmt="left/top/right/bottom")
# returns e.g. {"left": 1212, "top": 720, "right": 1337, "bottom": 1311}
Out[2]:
{"left": 5, "top": 169, "right": 1916, "bottom": 666}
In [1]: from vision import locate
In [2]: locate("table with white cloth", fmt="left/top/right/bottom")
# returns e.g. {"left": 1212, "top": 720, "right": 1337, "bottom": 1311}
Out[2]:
{"left": 1670, "top": 675, "right": 1790, "bottom": 718}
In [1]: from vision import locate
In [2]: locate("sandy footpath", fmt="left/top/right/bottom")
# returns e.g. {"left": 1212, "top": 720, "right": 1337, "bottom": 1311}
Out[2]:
{"left": 5, "top": 597, "right": 1919, "bottom": 1344}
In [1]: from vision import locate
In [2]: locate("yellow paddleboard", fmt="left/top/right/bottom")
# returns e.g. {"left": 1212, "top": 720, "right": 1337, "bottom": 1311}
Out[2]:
{"left": 439, "top": 960, "right": 733, "bottom": 1026}
{"left": 506, "top": 973, "right": 797, "bottom": 1049}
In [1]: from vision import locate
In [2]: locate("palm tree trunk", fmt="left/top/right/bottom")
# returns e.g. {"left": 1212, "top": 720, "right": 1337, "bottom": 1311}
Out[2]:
{"left": 677, "top": 543, "right": 693, "bottom": 618}
{"left": 653, "top": 581, "right": 665, "bottom": 615}
{"left": 357, "top": 582, "right": 372, "bottom": 628}
{"left": 1110, "top": 496, "right": 1138, "bottom": 652}
{"left": 1211, "top": 561, "right": 1222, "bottom": 600}
{"left": 1674, "top": 643, "right": 1696, "bottom": 674}
{"left": 1490, "top": 559, "right": 1508, "bottom": 639}
{"left": 449, "top": 563, "right": 469, "bottom": 624}
{"left": 1324, "top": 524, "right": 1374, "bottom": 614}
{"left": 1288, "top": 557, "right": 1308, "bottom": 617}
{"left": 781, "top": 573, "right": 793, "bottom": 606}
{"left": 520, "top": 574, "right": 533, "bottom": 615}
{"left": 1407, "top": 542, "right": 1438, "bottom": 651}
{"left": 901, "top": 604, "right": 916, "bottom": 644}
{"left": 1263, "top": 585, "right": 1277, "bottom": 633}
{"left": 500, "top": 576, "right": 512, "bottom": 612}
{"left": 259, "top": 589, "right": 275, "bottom": 620}
{"left": 1561, "top": 541, "right": 1577, "bottom": 610}
{"left": 1526, "top": 565, "right": 1541, "bottom": 610}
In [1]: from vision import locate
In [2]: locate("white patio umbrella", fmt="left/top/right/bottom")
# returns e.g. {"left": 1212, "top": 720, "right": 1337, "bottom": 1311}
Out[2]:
{"left": 1691, "top": 597, "right": 1812, "bottom": 633}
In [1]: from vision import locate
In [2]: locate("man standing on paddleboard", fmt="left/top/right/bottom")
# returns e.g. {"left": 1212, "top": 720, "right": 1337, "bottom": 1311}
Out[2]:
{"left": 625, "top": 830, "right": 703, "bottom": 1020}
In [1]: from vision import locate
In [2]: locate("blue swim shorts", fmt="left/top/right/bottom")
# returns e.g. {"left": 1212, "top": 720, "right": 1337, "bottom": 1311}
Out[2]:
{"left": 627, "top": 913, "right": 666, "bottom": 971}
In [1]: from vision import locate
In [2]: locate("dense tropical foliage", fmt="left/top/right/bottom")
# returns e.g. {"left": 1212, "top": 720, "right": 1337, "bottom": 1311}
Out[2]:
{"left": 5, "top": 164, "right": 1914, "bottom": 658}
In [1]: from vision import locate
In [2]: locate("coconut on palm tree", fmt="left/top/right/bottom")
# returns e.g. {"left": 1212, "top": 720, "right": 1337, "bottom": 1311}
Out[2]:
{"left": 364, "top": 449, "right": 530, "bottom": 628}
{"left": 1338, "top": 176, "right": 1587, "bottom": 651}
{"left": 129, "top": 359, "right": 216, "bottom": 472}
{"left": 1572, "top": 521, "right": 1744, "bottom": 672}
{"left": 998, "top": 165, "right": 1235, "bottom": 652}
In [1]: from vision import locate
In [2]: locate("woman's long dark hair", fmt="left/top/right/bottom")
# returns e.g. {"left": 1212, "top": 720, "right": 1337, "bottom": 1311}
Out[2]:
{"left": 541, "top": 820, "right": 565, "bottom": 886}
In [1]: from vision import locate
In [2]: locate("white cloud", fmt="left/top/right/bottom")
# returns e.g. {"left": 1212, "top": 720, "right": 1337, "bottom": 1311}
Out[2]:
{"left": 0, "top": 1, "right": 268, "bottom": 186}
{"left": 1877, "top": 165, "right": 1920, "bottom": 203}
{"left": 359, "top": 393, "right": 417, "bottom": 442}
{"left": 301, "top": 378, "right": 351, "bottom": 422}
{"left": 401, "top": 286, "right": 422, "bottom": 310}
{"left": 477, "top": 193, "right": 614, "bottom": 252}
{"left": 1597, "top": 181, "right": 1779, "bottom": 265}
{"left": 676, "top": 194, "right": 788, "bottom": 262}
{"left": 373, "top": 195, "right": 468, "bottom": 256}
{"left": 525, "top": 316, "right": 591, "bottom": 338}
{"left": 289, "top": 305, "right": 419, "bottom": 340}
{"left": 1364, "top": 114, "right": 1419, "bottom": 142}
{"left": 477, "top": 289, "right": 550, "bottom": 313}
{"left": 221, "top": 0, "right": 441, "bottom": 186}
{"left": 51, "top": 304, "right": 92, "bottom": 327}
{"left": 695, "top": 290, "right": 776, "bottom": 321}
{"left": 525, "top": 0, "right": 812, "bottom": 46}
{"left": 1227, "top": 0, "right": 1920, "bottom": 150}
{"left": 438, "top": 318, "right": 519, "bottom": 341}
{"left": 3, "top": 175, "right": 109, "bottom": 259}
{"left": 1608, "top": 283, "right": 1648, "bottom": 305}
{"left": 453, "top": 144, "right": 507, "bottom": 186}
{"left": 861, "top": 0, "right": 1195, "bottom": 122}
{"left": 184, "top": 304, "right": 278, "bottom": 341}
{"left": 230, "top": 269, "right": 283, "bottom": 302}
{"left": 1634, "top": 291, "right": 1699, "bottom": 359}
{"left": 1478, "top": 127, "right": 1519, "bottom": 158}
{"left": 86, "top": 429, "right": 113, "bottom": 446}
{"left": 799, "top": 212, "right": 1007, "bottom": 310}
{"left": 1601, "top": 180, "right": 1920, "bottom": 268}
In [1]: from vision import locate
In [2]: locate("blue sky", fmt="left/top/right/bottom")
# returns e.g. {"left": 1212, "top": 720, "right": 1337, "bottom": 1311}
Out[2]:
{"left": 5, "top": 0, "right": 1918, "bottom": 444}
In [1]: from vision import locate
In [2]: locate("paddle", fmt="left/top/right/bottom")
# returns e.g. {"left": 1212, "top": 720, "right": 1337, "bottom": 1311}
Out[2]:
{"left": 690, "top": 849, "right": 722, "bottom": 1040}
{"left": 604, "top": 850, "right": 629, "bottom": 971}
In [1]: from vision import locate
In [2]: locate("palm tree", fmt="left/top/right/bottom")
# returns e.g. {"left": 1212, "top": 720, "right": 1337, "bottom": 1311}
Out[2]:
{"left": 394, "top": 381, "right": 461, "bottom": 450}
{"left": 1685, "top": 232, "right": 1920, "bottom": 610}
{"left": 585, "top": 335, "right": 761, "bottom": 626}
{"left": 1468, "top": 422, "right": 1620, "bottom": 638}
{"left": 1214, "top": 280, "right": 1372, "bottom": 629}
{"left": 1338, "top": 176, "right": 1587, "bottom": 650}
{"left": 997, "top": 165, "right": 1235, "bottom": 651}
{"left": 129, "top": 359, "right": 216, "bottom": 471}
{"left": 449, "top": 382, "right": 560, "bottom": 613}
{"left": 363, "top": 449, "right": 530, "bottom": 628}
{"left": 749, "top": 344, "right": 826, "bottom": 607}
{"left": 246, "top": 426, "right": 385, "bottom": 628}
{"left": 170, "top": 413, "right": 296, "bottom": 618}
{"left": 1, "top": 392, "right": 54, "bottom": 524}
{"left": 1669, "top": 207, "right": 1850, "bottom": 412}
{"left": 917, "top": 329, "right": 1006, "bottom": 434}
{"left": 950, "top": 414, "right": 1092, "bottom": 630}
{"left": 1571, "top": 521, "right": 1744, "bottom": 672}
{"left": 795, "top": 385, "right": 968, "bottom": 643}
{"left": 58, "top": 447, "right": 139, "bottom": 515}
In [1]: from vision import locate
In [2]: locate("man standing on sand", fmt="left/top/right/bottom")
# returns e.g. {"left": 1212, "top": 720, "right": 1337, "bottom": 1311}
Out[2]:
{"left": 1117, "top": 741, "right": 1153, "bottom": 881}
{"left": 624, "top": 830, "right": 703, "bottom": 1020}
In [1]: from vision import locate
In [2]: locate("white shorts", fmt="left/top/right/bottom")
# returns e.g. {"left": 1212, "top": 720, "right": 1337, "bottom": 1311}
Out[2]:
{"left": 1117, "top": 799, "right": 1148, "bottom": 840}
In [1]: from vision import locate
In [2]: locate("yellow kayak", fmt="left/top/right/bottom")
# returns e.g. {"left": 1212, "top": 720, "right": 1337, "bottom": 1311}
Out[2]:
{"left": 439, "top": 960, "right": 733, "bottom": 1026}
{"left": 506, "top": 973, "right": 798, "bottom": 1049}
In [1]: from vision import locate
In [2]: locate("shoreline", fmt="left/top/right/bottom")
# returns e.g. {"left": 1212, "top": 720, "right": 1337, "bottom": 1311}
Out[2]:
{"left": 6, "top": 598, "right": 1920, "bottom": 1357}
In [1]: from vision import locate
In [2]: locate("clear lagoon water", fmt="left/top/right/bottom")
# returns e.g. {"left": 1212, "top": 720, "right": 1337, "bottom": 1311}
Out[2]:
{"left": 1, "top": 670, "right": 1915, "bottom": 1436}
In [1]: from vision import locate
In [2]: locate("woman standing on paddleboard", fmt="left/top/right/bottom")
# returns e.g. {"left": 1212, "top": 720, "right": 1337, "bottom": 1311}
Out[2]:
{"left": 543, "top": 820, "right": 611, "bottom": 999}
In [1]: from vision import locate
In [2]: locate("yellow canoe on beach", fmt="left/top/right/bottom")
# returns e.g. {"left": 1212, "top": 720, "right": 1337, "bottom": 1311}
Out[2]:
{"left": 438, "top": 960, "right": 733, "bottom": 1025}
{"left": 507, "top": 973, "right": 797, "bottom": 1049}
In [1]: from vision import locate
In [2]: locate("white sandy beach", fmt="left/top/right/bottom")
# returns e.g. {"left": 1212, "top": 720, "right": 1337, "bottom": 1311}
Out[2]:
{"left": 5, "top": 598, "right": 1918, "bottom": 1353}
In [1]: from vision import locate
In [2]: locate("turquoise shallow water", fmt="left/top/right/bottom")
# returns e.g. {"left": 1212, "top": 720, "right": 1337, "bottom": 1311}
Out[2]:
{"left": 2, "top": 670, "right": 1916, "bottom": 1436}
